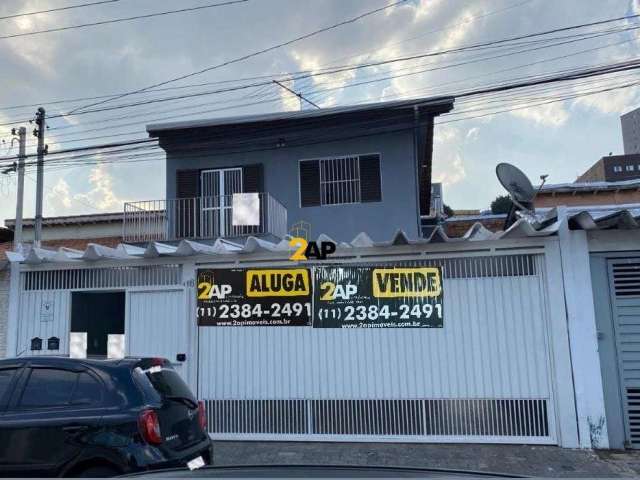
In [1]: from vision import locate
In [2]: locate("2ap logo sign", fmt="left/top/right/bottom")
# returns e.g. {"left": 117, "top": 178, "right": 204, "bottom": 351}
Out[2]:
{"left": 197, "top": 272, "right": 233, "bottom": 300}
{"left": 289, "top": 237, "right": 336, "bottom": 261}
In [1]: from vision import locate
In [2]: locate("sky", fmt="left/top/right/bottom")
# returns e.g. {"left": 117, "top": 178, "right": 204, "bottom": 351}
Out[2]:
{"left": 0, "top": 0, "right": 638, "bottom": 224}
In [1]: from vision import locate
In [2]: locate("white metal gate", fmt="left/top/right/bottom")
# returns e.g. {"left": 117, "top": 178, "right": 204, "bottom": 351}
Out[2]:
{"left": 197, "top": 254, "right": 556, "bottom": 443}
{"left": 127, "top": 289, "right": 189, "bottom": 378}
{"left": 608, "top": 258, "right": 640, "bottom": 447}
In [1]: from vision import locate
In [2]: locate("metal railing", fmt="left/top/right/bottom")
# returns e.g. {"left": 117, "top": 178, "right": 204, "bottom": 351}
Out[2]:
{"left": 123, "top": 193, "right": 288, "bottom": 243}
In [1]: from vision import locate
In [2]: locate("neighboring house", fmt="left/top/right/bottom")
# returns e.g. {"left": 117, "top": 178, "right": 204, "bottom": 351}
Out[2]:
{"left": 535, "top": 180, "right": 640, "bottom": 208}
{"left": 0, "top": 213, "right": 122, "bottom": 358}
{"left": 128, "top": 97, "right": 454, "bottom": 243}
{"left": 621, "top": 107, "right": 640, "bottom": 154}
{"left": 0, "top": 228, "right": 13, "bottom": 358}
{"left": 4, "top": 212, "right": 123, "bottom": 244}
{"left": 577, "top": 155, "right": 640, "bottom": 182}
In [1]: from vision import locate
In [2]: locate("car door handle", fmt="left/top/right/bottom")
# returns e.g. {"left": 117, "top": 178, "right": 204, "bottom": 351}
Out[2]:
{"left": 62, "top": 425, "right": 89, "bottom": 433}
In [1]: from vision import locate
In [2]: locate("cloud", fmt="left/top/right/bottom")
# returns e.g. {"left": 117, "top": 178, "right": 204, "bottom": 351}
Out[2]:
{"left": 46, "top": 178, "right": 73, "bottom": 213}
{"left": 74, "top": 164, "right": 123, "bottom": 210}
{"left": 433, "top": 153, "right": 466, "bottom": 186}
{"left": 509, "top": 102, "right": 570, "bottom": 127}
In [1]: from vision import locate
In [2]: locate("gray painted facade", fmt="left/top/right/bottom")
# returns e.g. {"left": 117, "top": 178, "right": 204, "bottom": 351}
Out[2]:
{"left": 165, "top": 130, "right": 420, "bottom": 241}
{"left": 152, "top": 97, "right": 454, "bottom": 242}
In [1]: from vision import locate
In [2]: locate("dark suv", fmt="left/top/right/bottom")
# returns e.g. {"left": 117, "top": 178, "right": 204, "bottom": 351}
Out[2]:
{"left": 0, "top": 356, "right": 213, "bottom": 477}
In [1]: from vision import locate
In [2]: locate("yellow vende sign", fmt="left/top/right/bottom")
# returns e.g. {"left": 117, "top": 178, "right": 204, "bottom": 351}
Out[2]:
{"left": 246, "top": 269, "right": 311, "bottom": 297}
{"left": 372, "top": 267, "right": 442, "bottom": 298}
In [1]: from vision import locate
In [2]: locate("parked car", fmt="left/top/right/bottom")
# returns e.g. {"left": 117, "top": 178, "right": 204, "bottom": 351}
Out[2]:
{"left": 0, "top": 356, "right": 212, "bottom": 477}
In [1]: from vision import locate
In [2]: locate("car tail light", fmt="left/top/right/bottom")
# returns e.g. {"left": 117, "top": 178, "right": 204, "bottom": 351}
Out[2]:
{"left": 198, "top": 401, "right": 207, "bottom": 431}
{"left": 138, "top": 409, "right": 162, "bottom": 445}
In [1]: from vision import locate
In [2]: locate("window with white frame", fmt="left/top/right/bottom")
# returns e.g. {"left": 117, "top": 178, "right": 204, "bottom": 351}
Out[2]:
{"left": 626, "top": 165, "right": 635, "bottom": 172}
{"left": 613, "top": 165, "right": 623, "bottom": 172}
{"left": 299, "top": 154, "right": 381, "bottom": 207}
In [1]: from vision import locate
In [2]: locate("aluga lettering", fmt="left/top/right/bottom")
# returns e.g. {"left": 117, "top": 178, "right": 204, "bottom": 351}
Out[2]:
{"left": 245, "top": 269, "right": 310, "bottom": 297}
{"left": 249, "top": 272, "right": 307, "bottom": 293}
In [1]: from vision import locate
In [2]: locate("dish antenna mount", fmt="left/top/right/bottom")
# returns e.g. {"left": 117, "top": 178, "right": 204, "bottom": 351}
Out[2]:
{"left": 496, "top": 163, "right": 545, "bottom": 229}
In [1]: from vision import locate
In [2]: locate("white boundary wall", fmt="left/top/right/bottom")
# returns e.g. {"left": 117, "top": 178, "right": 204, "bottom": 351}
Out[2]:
{"left": 4, "top": 230, "right": 612, "bottom": 448}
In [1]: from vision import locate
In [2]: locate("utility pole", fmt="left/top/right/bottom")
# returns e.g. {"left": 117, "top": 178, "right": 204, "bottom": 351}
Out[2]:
{"left": 34, "top": 107, "right": 46, "bottom": 248}
{"left": 13, "top": 127, "right": 26, "bottom": 251}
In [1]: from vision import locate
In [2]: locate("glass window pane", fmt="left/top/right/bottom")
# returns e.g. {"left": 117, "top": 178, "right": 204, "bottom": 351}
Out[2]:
{"left": 0, "top": 369, "right": 18, "bottom": 402}
{"left": 20, "top": 369, "right": 77, "bottom": 408}
{"left": 71, "top": 372, "right": 102, "bottom": 405}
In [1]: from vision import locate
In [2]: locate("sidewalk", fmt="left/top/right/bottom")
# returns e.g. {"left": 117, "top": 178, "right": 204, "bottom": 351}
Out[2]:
{"left": 212, "top": 441, "right": 640, "bottom": 477}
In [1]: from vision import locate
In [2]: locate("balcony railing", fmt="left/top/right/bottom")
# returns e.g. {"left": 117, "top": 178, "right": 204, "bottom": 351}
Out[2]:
{"left": 123, "top": 193, "right": 288, "bottom": 243}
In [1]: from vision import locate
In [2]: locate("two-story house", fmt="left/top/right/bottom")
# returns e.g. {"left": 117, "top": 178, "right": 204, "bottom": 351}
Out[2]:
{"left": 12, "top": 95, "right": 636, "bottom": 450}
{"left": 122, "top": 97, "right": 454, "bottom": 243}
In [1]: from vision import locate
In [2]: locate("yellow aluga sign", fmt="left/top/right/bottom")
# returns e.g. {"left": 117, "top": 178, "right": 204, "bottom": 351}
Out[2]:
{"left": 245, "top": 269, "right": 311, "bottom": 297}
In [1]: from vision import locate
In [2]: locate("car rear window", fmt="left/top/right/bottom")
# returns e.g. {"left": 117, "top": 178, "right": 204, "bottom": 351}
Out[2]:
{"left": 135, "top": 365, "right": 194, "bottom": 401}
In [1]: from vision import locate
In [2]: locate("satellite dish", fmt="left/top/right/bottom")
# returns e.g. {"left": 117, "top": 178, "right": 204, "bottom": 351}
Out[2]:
{"left": 495, "top": 163, "right": 538, "bottom": 229}
{"left": 496, "top": 163, "right": 535, "bottom": 210}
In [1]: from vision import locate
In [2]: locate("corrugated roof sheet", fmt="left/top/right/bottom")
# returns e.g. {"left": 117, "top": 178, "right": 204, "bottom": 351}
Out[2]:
{"left": 568, "top": 205, "right": 640, "bottom": 230}
{"left": 7, "top": 217, "right": 559, "bottom": 265}
{"left": 6, "top": 205, "right": 639, "bottom": 266}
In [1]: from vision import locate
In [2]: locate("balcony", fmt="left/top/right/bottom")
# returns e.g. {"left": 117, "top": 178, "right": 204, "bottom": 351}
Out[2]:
{"left": 123, "top": 193, "right": 288, "bottom": 243}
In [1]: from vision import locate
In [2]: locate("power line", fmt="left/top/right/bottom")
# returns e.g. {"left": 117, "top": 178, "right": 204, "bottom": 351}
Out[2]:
{"left": 5, "top": 57, "right": 640, "bottom": 168}
{"left": 0, "top": 0, "right": 122, "bottom": 21}
{"left": 50, "top": 18, "right": 640, "bottom": 119}
{"left": 67, "top": 0, "right": 411, "bottom": 114}
{"left": 36, "top": 29, "right": 640, "bottom": 141}
{"left": 0, "top": 0, "right": 249, "bottom": 40}
{"left": 1, "top": 13, "right": 636, "bottom": 129}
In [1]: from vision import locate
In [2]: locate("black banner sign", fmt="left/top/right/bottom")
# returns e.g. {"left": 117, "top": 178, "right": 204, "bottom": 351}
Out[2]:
{"left": 197, "top": 268, "right": 312, "bottom": 326}
{"left": 313, "top": 266, "right": 443, "bottom": 328}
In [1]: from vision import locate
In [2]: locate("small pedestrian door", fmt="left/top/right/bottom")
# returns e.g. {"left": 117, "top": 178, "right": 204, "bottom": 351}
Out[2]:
{"left": 126, "top": 289, "right": 189, "bottom": 379}
{"left": 608, "top": 258, "right": 640, "bottom": 447}
{"left": 201, "top": 168, "right": 243, "bottom": 237}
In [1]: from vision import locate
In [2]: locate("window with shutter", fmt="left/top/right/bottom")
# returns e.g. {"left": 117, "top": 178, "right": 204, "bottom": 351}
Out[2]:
{"left": 300, "top": 160, "right": 321, "bottom": 207}
{"left": 299, "top": 154, "right": 381, "bottom": 207}
{"left": 175, "top": 170, "right": 200, "bottom": 238}
{"left": 359, "top": 154, "right": 382, "bottom": 203}
{"left": 242, "top": 164, "right": 263, "bottom": 192}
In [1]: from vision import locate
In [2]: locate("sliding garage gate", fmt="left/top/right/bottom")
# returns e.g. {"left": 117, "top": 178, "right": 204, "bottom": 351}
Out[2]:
{"left": 198, "top": 253, "right": 557, "bottom": 443}
{"left": 607, "top": 257, "right": 640, "bottom": 448}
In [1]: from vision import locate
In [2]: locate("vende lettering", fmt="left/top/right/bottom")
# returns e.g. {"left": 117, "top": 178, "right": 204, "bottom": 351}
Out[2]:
{"left": 372, "top": 267, "right": 441, "bottom": 298}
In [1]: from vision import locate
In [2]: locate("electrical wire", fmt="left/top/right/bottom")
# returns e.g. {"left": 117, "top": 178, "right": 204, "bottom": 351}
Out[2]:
{"left": 2, "top": 13, "right": 637, "bottom": 129}
{"left": 5, "top": 60, "right": 640, "bottom": 172}
{"left": 65, "top": 0, "right": 411, "bottom": 114}
{"left": 0, "top": 0, "right": 249, "bottom": 40}
{"left": 0, "top": 0, "right": 122, "bottom": 21}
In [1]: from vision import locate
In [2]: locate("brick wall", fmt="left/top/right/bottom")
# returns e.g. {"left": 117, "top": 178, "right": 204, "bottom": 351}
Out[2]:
{"left": 444, "top": 217, "right": 506, "bottom": 237}
{"left": 535, "top": 190, "right": 640, "bottom": 208}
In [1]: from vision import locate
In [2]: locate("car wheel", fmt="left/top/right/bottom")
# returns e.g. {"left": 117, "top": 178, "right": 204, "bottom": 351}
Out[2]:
{"left": 76, "top": 466, "right": 120, "bottom": 478}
